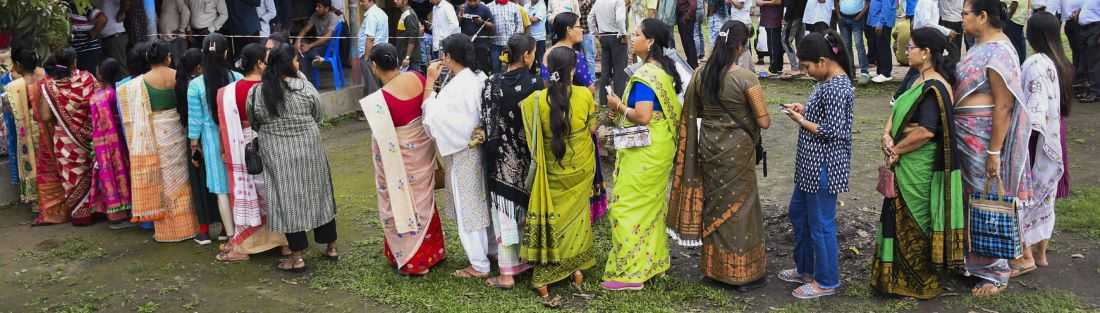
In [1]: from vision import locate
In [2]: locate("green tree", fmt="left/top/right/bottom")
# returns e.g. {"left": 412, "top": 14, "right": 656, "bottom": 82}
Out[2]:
{"left": 0, "top": 0, "right": 74, "bottom": 58}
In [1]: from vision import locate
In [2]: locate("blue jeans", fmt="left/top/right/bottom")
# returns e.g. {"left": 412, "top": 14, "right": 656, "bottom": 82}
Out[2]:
{"left": 708, "top": 14, "right": 729, "bottom": 52}
{"left": 788, "top": 167, "right": 840, "bottom": 289}
{"left": 838, "top": 14, "right": 869, "bottom": 74}
{"left": 490, "top": 45, "right": 505, "bottom": 74}
{"left": 582, "top": 33, "right": 597, "bottom": 83}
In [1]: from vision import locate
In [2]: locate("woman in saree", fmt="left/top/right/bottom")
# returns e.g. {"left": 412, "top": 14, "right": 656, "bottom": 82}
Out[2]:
{"left": 424, "top": 34, "right": 492, "bottom": 279}
{"left": 187, "top": 34, "right": 240, "bottom": 244}
{"left": 357, "top": 43, "right": 446, "bottom": 274}
{"left": 520, "top": 46, "right": 597, "bottom": 305}
{"left": 481, "top": 34, "right": 541, "bottom": 287}
{"left": 4, "top": 46, "right": 44, "bottom": 207}
{"left": 117, "top": 40, "right": 199, "bottom": 242}
{"left": 88, "top": 58, "right": 134, "bottom": 229}
{"left": 871, "top": 27, "right": 964, "bottom": 300}
{"left": 214, "top": 43, "right": 290, "bottom": 262}
{"left": 1011, "top": 11, "right": 1072, "bottom": 274}
{"left": 670, "top": 20, "right": 771, "bottom": 292}
{"left": 249, "top": 43, "right": 339, "bottom": 272}
{"left": 37, "top": 48, "right": 96, "bottom": 226}
{"left": 955, "top": 0, "right": 1031, "bottom": 296}
{"left": 601, "top": 18, "right": 683, "bottom": 291}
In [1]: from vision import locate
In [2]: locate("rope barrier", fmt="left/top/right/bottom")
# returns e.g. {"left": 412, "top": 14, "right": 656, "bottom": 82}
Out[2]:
{"left": 146, "top": 32, "right": 628, "bottom": 40}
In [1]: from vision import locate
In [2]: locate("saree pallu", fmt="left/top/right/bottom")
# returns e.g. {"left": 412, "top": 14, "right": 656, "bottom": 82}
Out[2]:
{"left": 43, "top": 76, "right": 95, "bottom": 226}
{"left": 699, "top": 126, "right": 766, "bottom": 285}
{"left": 1019, "top": 55, "right": 1063, "bottom": 246}
{"left": 604, "top": 64, "right": 681, "bottom": 284}
{"left": 219, "top": 83, "right": 284, "bottom": 254}
{"left": 87, "top": 87, "right": 132, "bottom": 222}
{"left": 373, "top": 120, "right": 445, "bottom": 273}
{"left": 871, "top": 82, "right": 965, "bottom": 299}
{"left": 520, "top": 88, "right": 597, "bottom": 288}
{"left": 118, "top": 76, "right": 165, "bottom": 223}
{"left": 150, "top": 109, "right": 198, "bottom": 242}
{"left": 5, "top": 78, "right": 40, "bottom": 204}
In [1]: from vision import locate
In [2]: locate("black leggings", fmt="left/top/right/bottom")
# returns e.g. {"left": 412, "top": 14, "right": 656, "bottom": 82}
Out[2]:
{"left": 286, "top": 219, "right": 338, "bottom": 252}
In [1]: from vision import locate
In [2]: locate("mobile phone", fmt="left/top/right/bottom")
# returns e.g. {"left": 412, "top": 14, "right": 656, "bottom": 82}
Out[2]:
{"left": 604, "top": 85, "right": 616, "bottom": 97}
{"left": 779, "top": 104, "right": 790, "bottom": 114}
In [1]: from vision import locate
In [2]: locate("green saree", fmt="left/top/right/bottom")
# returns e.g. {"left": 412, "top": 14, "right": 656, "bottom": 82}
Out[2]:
{"left": 870, "top": 80, "right": 965, "bottom": 299}
{"left": 520, "top": 87, "right": 598, "bottom": 288}
{"left": 604, "top": 64, "right": 682, "bottom": 284}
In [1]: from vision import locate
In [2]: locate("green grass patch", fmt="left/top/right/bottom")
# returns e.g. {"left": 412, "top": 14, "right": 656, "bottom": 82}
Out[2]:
{"left": 1055, "top": 187, "right": 1100, "bottom": 239}
{"left": 17, "top": 238, "right": 105, "bottom": 263}
{"left": 768, "top": 298, "right": 917, "bottom": 313}
{"left": 947, "top": 289, "right": 1093, "bottom": 313}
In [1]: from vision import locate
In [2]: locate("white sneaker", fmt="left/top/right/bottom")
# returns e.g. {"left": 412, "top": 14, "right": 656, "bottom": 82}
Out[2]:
{"left": 858, "top": 73, "right": 871, "bottom": 85}
{"left": 871, "top": 74, "right": 892, "bottom": 83}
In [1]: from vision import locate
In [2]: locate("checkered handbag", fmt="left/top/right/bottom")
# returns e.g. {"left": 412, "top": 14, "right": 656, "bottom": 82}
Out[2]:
{"left": 968, "top": 179, "right": 1023, "bottom": 259}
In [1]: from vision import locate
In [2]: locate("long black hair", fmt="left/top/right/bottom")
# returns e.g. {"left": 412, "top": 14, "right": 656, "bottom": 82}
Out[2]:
{"left": 640, "top": 18, "right": 682, "bottom": 92}
{"left": 700, "top": 20, "right": 750, "bottom": 105}
{"left": 550, "top": 12, "right": 579, "bottom": 46}
{"left": 910, "top": 27, "right": 956, "bottom": 86}
{"left": 96, "top": 58, "right": 126, "bottom": 86}
{"left": 544, "top": 46, "right": 576, "bottom": 162}
{"left": 261, "top": 43, "right": 300, "bottom": 117}
{"left": 201, "top": 33, "right": 233, "bottom": 125}
{"left": 1026, "top": 11, "right": 1073, "bottom": 116}
{"left": 441, "top": 33, "right": 477, "bottom": 71}
{"left": 967, "top": 0, "right": 1008, "bottom": 29}
{"left": 175, "top": 48, "right": 203, "bottom": 122}
{"left": 239, "top": 43, "right": 267, "bottom": 76}
{"left": 127, "top": 41, "right": 152, "bottom": 77}
{"left": 43, "top": 48, "right": 77, "bottom": 80}
{"left": 797, "top": 30, "right": 854, "bottom": 80}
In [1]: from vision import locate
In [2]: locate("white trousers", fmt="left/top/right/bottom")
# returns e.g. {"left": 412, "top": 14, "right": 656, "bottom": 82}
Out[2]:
{"left": 455, "top": 205, "right": 493, "bottom": 273}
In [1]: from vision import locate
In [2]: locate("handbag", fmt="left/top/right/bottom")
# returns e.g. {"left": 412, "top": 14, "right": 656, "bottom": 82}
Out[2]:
{"left": 245, "top": 89, "right": 264, "bottom": 175}
{"left": 877, "top": 162, "right": 897, "bottom": 198}
{"left": 610, "top": 125, "right": 651, "bottom": 149}
{"left": 968, "top": 178, "right": 1023, "bottom": 259}
{"left": 524, "top": 91, "right": 541, "bottom": 189}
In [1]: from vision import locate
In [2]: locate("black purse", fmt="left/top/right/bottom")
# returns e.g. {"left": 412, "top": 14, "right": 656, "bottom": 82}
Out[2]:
{"left": 245, "top": 88, "right": 264, "bottom": 175}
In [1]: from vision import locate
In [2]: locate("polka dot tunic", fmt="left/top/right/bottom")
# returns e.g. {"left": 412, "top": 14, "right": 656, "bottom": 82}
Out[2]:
{"left": 793, "top": 75, "right": 854, "bottom": 194}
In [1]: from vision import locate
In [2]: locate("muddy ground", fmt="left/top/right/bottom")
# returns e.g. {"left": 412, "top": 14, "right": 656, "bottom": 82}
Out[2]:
{"left": 0, "top": 80, "right": 1098, "bottom": 313}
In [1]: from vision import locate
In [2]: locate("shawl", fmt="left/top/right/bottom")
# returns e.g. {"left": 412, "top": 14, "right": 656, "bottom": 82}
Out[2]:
{"left": 361, "top": 90, "right": 419, "bottom": 234}
{"left": 480, "top": 68, "right": 540, "bottom": 244}
{"left": 4, "top": 78, "right": 39, "bottom": 203}
{"left": 424, "top": 68, "right": 487, "bottom": 156}
{"left": 117, "top": 75, "right": 166, "bottom": 222}
{"left": 217, "top": 81, "right": 262, "bottom": 229}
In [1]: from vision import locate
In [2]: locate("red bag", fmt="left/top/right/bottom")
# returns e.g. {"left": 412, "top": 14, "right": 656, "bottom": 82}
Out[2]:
{"left": 877, "top": 164, "right": 897, "bottom": 198}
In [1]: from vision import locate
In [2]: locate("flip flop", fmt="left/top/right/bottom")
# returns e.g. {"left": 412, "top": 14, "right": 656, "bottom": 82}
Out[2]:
{"left": 792, "top": 283, "right": 836, "bottom": 299}
{"left": 452, "top": 267, "right": 489, "bottom": 279}
{"left": 972, "top": 282, "right": 1007, "bottom": 297}
{"left": 216, "top": 251, "right": 250, "bottom": 263}
{"left": 485, "top": 276, "right": 514, "bottom": 289}
{"left": 778, "top": 269, "right": 810, "bottom": 284}
{"left": 1010, "top": 264, "right": 1037, "bottom": 278}
{"left": 540, "top": 295, "right": 562, "bottom": 308}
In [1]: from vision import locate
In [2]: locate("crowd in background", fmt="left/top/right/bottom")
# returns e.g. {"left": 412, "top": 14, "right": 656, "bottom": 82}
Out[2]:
{"left": 0, "top": 0, "right": 1097, "bottom": 307}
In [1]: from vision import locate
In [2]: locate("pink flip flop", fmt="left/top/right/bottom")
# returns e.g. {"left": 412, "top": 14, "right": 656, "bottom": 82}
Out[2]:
{"left": 600, "top": 281, "right": 644, "bottom": 291}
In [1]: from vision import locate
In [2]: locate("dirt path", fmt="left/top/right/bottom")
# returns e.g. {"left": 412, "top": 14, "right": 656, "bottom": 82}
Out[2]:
{"left": 0, "top": 80, "right": 1097, "bottom": 312}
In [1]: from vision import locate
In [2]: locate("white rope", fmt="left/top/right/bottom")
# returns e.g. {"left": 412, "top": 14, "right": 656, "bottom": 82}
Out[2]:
{"left": 146, "top": 32, "right": 627, "bottom": 40}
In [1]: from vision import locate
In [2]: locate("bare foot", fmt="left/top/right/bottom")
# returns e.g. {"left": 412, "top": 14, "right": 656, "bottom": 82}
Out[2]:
{"left": 486, "top": 275, "right": 515, "bottom": 289}
{"left": 1034, "top": 241, "right": 1050, "bottom": 267}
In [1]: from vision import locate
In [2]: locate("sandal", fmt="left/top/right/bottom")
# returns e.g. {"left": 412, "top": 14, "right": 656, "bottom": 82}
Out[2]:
{"left": 778, "top": 269, "right": 810, "bottom": 284}
{"left": 485, "top": 276, "right": 514, "bottom": 289}
{"left": 324, "top": 245, "right": 339, "bottom": 261}
{"left": 1010, "top": 263, "right": 1037, "bottom": 278}
{"left": 972, "top": 282, "right": 1007, "bottom": 297}
{"left": 539, "top": 294, "right": 562, "bottom": 308}
{"left": 216, "top": 250, "right": 250, "bottom": 263}
{"left": 452, "top": 267, "right": 489, "bottom": 279}
{"left": 792, "top": 283, "right": 836, "bottom": 299}
{"left": 277, "top": 255, "right": 307, "bottom": 273}
{"left": 600, "top": 281, "right": 644, "bottom": 291}
{"left": 571, "top": 271, "right": 584, "bottom": 289}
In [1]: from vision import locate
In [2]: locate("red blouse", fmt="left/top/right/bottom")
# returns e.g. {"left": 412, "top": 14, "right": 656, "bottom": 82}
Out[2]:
{"left": 381, "top": 72, "right": 427, "bottom": 127}
{"left": 235, "top": 79, "right": 261, "bottom": 126}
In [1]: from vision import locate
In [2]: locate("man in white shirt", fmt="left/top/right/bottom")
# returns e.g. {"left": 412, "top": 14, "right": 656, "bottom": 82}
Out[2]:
{"left": 100, "top": 0, "right": 128, "bottom": 69}
{"left": 803, "top": 0, "right": 833, "bottom": 32}
{"left": 189, "top": 0, "right": 228, "bottom": 45}
{"left": 431, "top": 0, "right": 461, "bottom": 59}
{"left": 590, "top": 0, "right": 627, "bottom": 104}
{"left": 938, "top": 0, "right": 963, "bottom": 64}
{"left": 258, "top": 0, "right": 278, "bottom": 38}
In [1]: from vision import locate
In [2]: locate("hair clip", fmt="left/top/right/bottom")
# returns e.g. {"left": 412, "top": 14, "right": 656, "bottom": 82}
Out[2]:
{"left": 208, "top": 42, "right": 216, "bottom": 52}
{"left": 549, "top": 71, "right": 561, "bottom": 82}
{"left": 718, "top": 30, "right": 729, "bottom": 38}
{"left": 831, "top": 47, "right": 839, "bottom": 54}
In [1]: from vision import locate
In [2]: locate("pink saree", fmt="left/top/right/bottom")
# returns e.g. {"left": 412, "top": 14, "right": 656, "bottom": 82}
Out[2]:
{"left": 87, "top": 87, "right": 132, "bottom": 222}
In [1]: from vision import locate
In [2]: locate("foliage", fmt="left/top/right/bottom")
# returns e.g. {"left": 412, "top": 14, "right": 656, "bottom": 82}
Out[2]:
{"left": 0, "top": 0, "right": 71, "bottom": 58}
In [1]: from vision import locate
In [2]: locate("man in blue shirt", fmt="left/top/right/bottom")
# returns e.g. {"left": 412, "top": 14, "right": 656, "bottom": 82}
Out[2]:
{"left": 865, "top": 0, "right": 895, "bottom": 83}
{"left": 358, "top": 0, "right": 389, "bottom": 95}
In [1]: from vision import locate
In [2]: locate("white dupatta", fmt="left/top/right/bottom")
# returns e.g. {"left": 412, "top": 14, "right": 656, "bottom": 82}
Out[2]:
{"left": 218, "top": 82, "right": 263, "bottom": 228}
{"left": 361, "top": 91, "right": 419, "bottom": 234}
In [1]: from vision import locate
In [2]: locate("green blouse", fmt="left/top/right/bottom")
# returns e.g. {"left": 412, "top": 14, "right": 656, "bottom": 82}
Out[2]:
{"left": 145, "top": 80, "right": 177, "bottom": 111}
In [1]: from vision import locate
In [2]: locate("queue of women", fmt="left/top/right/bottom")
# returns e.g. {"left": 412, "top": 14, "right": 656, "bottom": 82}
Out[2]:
{"left": 1, "top": 0, "right": 1073, "bottom": 305}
